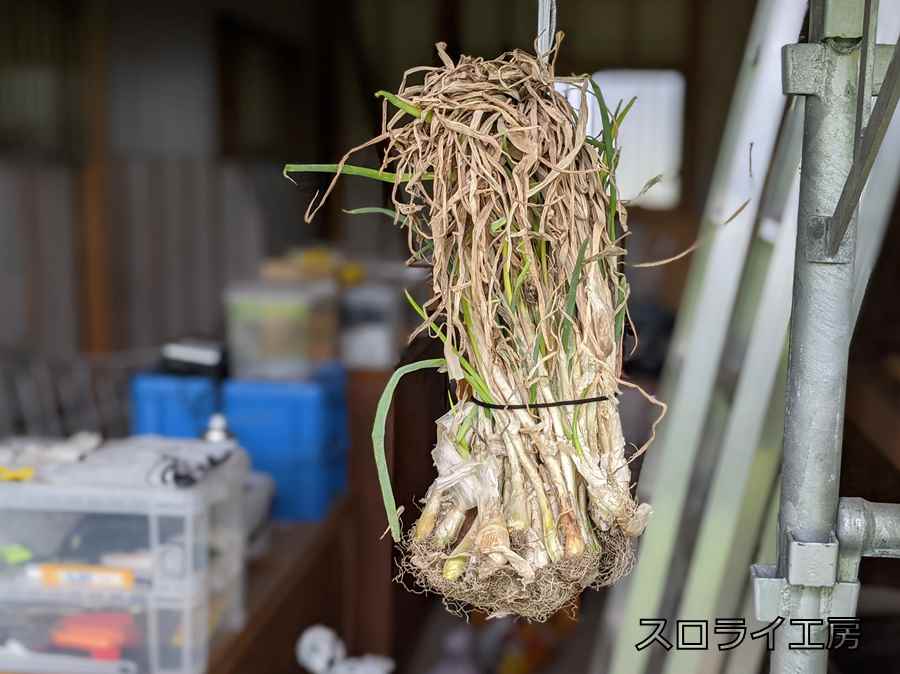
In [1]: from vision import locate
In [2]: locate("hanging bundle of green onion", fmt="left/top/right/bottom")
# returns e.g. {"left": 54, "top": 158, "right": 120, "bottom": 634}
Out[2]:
{"left": 287, "top": 37, "right": 658, "bottom": 620}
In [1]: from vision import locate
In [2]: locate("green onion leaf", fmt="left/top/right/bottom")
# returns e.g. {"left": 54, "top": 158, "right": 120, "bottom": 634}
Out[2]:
{"left": 510, "top": 255, "right": 532, "bottom": 310}
{"left": 562, "top": 239, "right": 589, "bottom": 354}
{"left": 588, "top": 79, "right": 619, "bottom": 240}
{"left": 283, "top": 163, "right": 433, "bottom": 183}
{"left": 461, "top": 298, "right": 482, "bottom": 367}
{"left": 373, "top": 358, "right": 447, "bottom": 541}
{"left": 375, "top": 90, "right": 432, "bottom": 121}
{"left": 502, "top": 240, "right": 513, "bottom": 305}
{"left": 343, "top": 207, "right": 398, "bottom": 219}
{"left": 404, "top": 290, "right": 493, "bottom": 403}
{"left": 613, "top": 96, "right": 637, "bottom": 135}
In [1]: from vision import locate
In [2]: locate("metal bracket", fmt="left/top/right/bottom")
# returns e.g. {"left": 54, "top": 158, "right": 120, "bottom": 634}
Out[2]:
{"left": 753, "top": 496, "right": 900, "bottom": 626}
{"left": 788, "top": 533, "right": 839, "bottom": 586}
{"left": 780, "top": 32, "right": 892, "bottom": 98}
{"left": 752, "top": 563, "right": 860, "bottom": 623}
{"left": 807, "top": 216, "right": 854, "bottom": 263}
{"left": 815, "top": 0, "right": 864, "bottom": 38}
{"left": 752, "top": 564, "right": 786, "bottom": 623}
{"left": 783, "top": 43, "right": 826, "bottom": 96}
{"left": 783, "top": 4, "right": 900, "bottom": 260}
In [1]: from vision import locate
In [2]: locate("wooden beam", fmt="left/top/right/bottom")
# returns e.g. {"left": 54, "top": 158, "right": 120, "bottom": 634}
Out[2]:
{"left": 79, "top": 0, "right": 112, "bottom": 353}
{"left": 345, "top": 369, "right": 394, "bottom": 656}
{"left": 389, "top": 337, "right": 448, "bottom": 671}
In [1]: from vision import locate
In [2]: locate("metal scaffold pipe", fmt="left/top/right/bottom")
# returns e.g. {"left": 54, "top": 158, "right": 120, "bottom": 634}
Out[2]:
{"left": 537, "top": 0, "right": 557, "bottom": 60}
{"left": 771, "top": 0, "right": 875, "bottom": 671}
{"left": 837, "top": 498, "right": 900, "bottom": 574}
{"left": 778, "top": 10, "right": 861, "bottom": 559}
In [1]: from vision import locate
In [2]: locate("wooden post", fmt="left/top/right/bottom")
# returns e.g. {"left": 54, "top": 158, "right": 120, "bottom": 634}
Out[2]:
{"left": 344, "top": 336, "right": 449, "bottom": 661}
{"left": 345, "top": 369, "right": 395, "bottom": 655}
{"left": 79, "top": 0, "right": 113, "bottom": 353}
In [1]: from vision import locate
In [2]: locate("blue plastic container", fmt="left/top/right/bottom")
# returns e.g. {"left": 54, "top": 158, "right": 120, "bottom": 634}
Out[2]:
{"left": 223, "top": 364, "right": 348, "bottom": 521}
{"left": 130, "top": 373, "right": 217, "bottom": 438}
{"left": 311, "top": 362, "right": 349, "bottom": 456}
{"left": 270, "top": 458, "right": 345, "bottom": 522}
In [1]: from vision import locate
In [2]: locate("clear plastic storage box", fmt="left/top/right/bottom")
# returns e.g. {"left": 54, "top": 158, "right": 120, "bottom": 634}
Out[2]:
{"left": 225, "top": 280, "right": 338, "bottom": 380}
{"left": 0, "top": 435, "right": 248, "bottom": 674}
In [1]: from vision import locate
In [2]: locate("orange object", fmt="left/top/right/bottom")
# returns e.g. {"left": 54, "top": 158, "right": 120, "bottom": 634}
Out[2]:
{"left": 33, "top": 564, "right": 134, "bottom": 590}
{"left": 51, "top": 612, "right": 140, "bottom": 661}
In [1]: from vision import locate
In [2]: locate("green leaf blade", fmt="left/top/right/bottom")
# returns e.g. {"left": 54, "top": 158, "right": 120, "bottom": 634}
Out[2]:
{"left": 375, "top": 90, "right": 432, "bottom": 121}
{"left": 283, "top": 163, "right": 433, "bottom": 183}
{"left": 343, "top": 207, "right": 398, "bottom": 219}
{"left": 561, "top": 239, "right": 589, "bottom": 354}
{"left": 372, "top": 358, "right": 447, "bottom": 542}
{"left": 587, "top": 79, "right": 620, "bottom": 240}
{"left": 403, "top": 290, "right": 493, "bottom": 403}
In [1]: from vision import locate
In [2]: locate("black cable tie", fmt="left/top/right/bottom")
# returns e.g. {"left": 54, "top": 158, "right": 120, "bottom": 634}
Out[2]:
{"left": 471, "top": 394, "right": 612, "bottom": 410}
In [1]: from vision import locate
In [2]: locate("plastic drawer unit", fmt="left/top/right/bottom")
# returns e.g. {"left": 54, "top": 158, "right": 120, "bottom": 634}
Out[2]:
{"left": 0, "top": 585, "right": 242, "bottom": 674}
{"left": 0, "top": 435, "right": 248, "bottom": 674}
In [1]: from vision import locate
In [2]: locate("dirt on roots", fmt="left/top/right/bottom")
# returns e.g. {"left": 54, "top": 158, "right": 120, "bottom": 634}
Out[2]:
{"left": 397, "top": 527, "right": 635, "bottom": 621}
